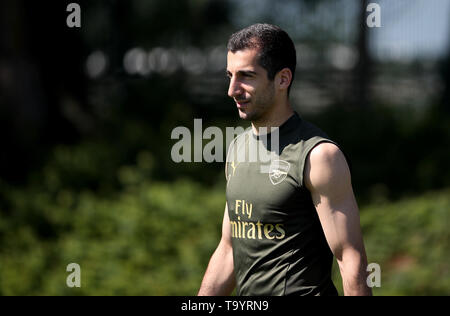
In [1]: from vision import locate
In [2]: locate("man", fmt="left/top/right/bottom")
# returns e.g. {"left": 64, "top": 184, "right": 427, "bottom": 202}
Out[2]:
{"left": 198, "top": 24, "right": 372, "bottom": 296}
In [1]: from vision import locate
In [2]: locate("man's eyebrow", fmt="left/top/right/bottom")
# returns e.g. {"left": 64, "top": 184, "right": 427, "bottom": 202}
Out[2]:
{"left": 238, "top": 70, "right": 257, "bottom": 76}
{"left": 226, "top": 70, "right": 257, "bottom": 77}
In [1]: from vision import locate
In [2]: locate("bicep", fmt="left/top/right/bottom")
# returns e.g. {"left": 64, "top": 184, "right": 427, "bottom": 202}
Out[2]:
{"left": 305, "top": 143, "right": 365, "bottom": 260}
{"left": 315, "top": 193, "right": 363, "bottom": 261}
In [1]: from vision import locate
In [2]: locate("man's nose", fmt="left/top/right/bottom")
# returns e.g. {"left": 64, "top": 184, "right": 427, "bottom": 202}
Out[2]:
{"left": 228, "top": 77, "right": 242, "bottom": 99}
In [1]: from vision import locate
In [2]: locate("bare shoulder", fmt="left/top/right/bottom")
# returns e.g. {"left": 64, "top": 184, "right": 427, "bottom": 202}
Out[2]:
{"left": 309, "top": 142, "right": 343, "bottom": 162}
{"left": 305, "top": 142, "right": 351, "bottom": 192}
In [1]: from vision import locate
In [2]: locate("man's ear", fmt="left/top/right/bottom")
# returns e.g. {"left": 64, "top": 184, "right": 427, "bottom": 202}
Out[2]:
{"left": 276, "top": 68, "right": 292, "bottom": 91}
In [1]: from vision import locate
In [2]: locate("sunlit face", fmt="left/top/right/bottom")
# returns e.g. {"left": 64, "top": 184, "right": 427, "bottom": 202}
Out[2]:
{"left": 226, "top": 48, "right": 275, "bottom": 122}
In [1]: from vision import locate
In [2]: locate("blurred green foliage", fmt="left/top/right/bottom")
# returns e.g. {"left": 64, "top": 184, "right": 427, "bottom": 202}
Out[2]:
{"left": 332, "top": 188, "right": 450, "bottom": 296}
{"left": 0, "top": 141, "right": 448, "bottom": 295}
{"left": 1, "top": 103, "right": 449, "bottom": 295}
{"left": 0, "top": 166, "right": 225, "bottom": 295}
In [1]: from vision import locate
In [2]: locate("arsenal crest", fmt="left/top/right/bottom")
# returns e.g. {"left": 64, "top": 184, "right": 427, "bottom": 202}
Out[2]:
{"left": 269, "top": 160, "right": 290, "bottom": 185}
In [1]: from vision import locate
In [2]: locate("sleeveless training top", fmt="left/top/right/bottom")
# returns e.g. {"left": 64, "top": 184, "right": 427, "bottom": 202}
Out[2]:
{"left": 225, "top": 112, "right": 339, "bottom": 296}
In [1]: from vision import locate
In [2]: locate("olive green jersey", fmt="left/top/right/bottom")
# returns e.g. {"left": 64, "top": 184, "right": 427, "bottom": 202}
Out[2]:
{"left": 225, "top": 112, "right": 339, "bottom": 296}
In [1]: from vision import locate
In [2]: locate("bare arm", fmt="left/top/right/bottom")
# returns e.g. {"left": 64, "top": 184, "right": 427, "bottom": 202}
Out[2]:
{"left": 197, "top": 204, "right": 236, "bottom": 296}
{"left": 305, "top": 143, "right": 372, "bottom": 296}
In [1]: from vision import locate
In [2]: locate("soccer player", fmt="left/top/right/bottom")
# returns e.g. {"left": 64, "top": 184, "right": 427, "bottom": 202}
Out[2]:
{"left": 198, "top": 24, "right": 372, "bottom": 296}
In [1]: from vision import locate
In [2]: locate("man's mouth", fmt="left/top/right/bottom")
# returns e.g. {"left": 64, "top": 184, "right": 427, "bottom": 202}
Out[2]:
{"left": 235, "top": 99, "right": 250, "bottom": 108}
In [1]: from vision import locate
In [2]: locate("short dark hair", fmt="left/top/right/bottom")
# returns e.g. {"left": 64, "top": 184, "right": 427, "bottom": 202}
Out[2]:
{"left": 227, "top": 23, "right": 297, "bottom": 93}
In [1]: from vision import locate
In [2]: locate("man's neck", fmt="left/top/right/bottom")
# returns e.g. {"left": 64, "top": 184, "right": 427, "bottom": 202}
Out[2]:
{"left": 251, "top": 102, "right": 294, "bottom": 136}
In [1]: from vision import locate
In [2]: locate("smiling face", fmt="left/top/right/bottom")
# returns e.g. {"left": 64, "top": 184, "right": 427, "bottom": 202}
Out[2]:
{"left": 226, "top": 48, "right": 276, "bottom": 122}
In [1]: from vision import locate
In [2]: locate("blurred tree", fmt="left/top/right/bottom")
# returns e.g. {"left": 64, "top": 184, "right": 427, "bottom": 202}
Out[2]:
{"left": 439, "top": 11, "right": 450, "bottom": 113}
{"left": 0, "top": 0, "right": 235, "bottom": 186}
{"left": 0, "top": 0, "right": 87, "bottom": 184}
{"left": 353, "top": 0, "right": 372, "bottom": 108}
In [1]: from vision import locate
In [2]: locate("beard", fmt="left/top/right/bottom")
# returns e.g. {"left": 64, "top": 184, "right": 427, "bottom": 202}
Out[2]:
{"left": 238, "top": 83, "right": 275, "bottom": 122}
